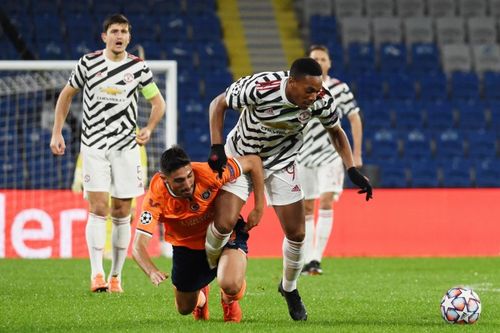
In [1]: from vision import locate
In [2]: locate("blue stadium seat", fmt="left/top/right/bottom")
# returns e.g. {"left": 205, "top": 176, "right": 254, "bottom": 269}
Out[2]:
{"left": 450, "top": 71, "right": 480, "bottom": 100}
{"left": 417, "top": 71, "right": 448, "bottom": 100}
{"left": 346, "top": 43, "right": 375, "bottom": 75}
{"left": 410, "top": 161, "right": 440, "bottom": 187}
{"left": 152, "top": 0, "right": 183, "bottom": 15}
{"left": 185, "top": 0, "right": 217, "bottom": 15}
{"left": 392, "top": 100, "right": 424, "bottom": 129}
{"left": 490, "top": 111, "right": 500, "bottom": 132}
{"left": 402, "top": 129, "right": 433, "bottom": 159}
{"left": 310, "top": 16, "right": 338, "bottom": 44}
{"left": 159, "top": 16, "right": 189, "bottom": 43}
{"left": 355, "top": 73, "right": 384, "bottom": 100}
{"left": 363, "top": 101, "right": 393, "bottom": 131}
{"left": 197, "top": 42, "right": 229, "bottom": 70}
{"left": 483, "top": 72, "right": 500, "bottom": 100}
{"left": 466, "top": 130, "right": 497, "bottom": 160}
{"left": 435, "top": 129, "right": 465, "bottom": 159}
{"left": 379, "top": 160, "right": 408, "bottom": 188}
{"left": 127, "top": 15, "right": 158, "bottom": 42}
{"left": 190, "top": 13, "right": 222, "bottom": 42}
{"left": 385, "top": 73, "right": 416, "bottom": 100}
{"left": 379, "top": 43, "right": 407, "bottom": 73}
{"left": 369, "top": 129, "right": 400, "bottom": 159}
{"left": 455, "top": 100, "right": 487, "bottom": 130}
{"left": 440, "top": 158, "right": 473, "bottom": 187}
{"left": 425, "top": 100, "right": 455, "bottom": 130}
{"left": 410, "top": 43, "right": 440, "bottom": 73}
{"left": 475, "top": 159, "right": 500, "bottom": 187}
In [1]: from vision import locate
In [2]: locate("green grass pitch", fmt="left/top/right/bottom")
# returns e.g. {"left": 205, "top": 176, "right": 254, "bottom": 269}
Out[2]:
{"left": 1, "top": 257, "right": 499, "bottom": 332}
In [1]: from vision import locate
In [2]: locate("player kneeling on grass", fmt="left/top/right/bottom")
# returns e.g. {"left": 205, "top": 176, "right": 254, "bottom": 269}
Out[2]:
{"left": 132, "top": 145, "right": 264, "bottom": 322}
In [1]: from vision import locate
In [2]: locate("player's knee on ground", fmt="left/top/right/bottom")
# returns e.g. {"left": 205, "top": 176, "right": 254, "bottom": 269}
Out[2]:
{"left": 175, "top": 297, "right": 198, "bottom": 315}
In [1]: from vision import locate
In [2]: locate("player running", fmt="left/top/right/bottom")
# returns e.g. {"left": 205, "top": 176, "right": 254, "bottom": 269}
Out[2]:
{"left": 204, "top": 58, "right": 373, "bottom": 321}
{"left": 132, "top": 145, "right": 264, "bottom": 322}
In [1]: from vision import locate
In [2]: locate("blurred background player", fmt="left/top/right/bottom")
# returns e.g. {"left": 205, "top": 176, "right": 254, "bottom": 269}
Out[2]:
{"left": 132, "top": 146, "right": 264, "bottom": 322}
{"left": 205, "top": 57, "right": 372, "bottom": 321}
{"left": 298, "top": 45, "right": 363, "bottom": 275}
{"left": 50, "top": 14, "right": 166, "bottom": 293}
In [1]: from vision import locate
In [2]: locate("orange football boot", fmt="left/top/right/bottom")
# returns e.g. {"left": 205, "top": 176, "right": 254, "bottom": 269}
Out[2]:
{"left": 108, "top": 276, "right": 123, "bottom": 293}
{"left": 90, "top": 273, "right": 108, "bottom": 292}
{"left": 221, "top": 299, "right": 242, "bottom": 322}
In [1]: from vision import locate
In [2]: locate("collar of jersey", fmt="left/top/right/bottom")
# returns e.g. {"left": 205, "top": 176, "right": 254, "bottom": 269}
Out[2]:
{"left": 280, "top": 77, "right": 296, "bottom": 107}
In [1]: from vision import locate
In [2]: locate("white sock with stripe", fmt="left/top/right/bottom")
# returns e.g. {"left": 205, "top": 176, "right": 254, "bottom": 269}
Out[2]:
{"left": 110, "top": 216, "right": 131, "bottom": 280}
{"left": 282, "top": 237, "right": 304, "bottom": 292}
{"left": 85, "top": 213, "right": 107, "bottom": 278}
{"left": 313, "top": 209, "right": 333, "bottom": 262}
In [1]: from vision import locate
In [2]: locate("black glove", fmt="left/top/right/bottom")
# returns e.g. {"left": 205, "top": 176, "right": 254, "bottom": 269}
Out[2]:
{"left": 347, "top": 167, "right": 373, "bottom": 201}
{"left": 208, "top": 144, "right": 227, "bottom": 178}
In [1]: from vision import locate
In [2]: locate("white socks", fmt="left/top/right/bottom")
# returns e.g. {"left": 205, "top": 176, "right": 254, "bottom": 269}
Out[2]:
{"left": 86, "top": 213, "right": 107, "bottom": 278}
{"left": 110, "top": 216, "right": 131, "bottom": 280}
{"left": 313, "top": 209, "right": 333, "bottom": 262}
{"left": 303, "top": 214, "right": 315, "bottom": 263}
{"left": 282, "top": 237, "right": 304, "bottom": 292}
{"left": 205, "top": 222, "right": 231, "bottom": 269}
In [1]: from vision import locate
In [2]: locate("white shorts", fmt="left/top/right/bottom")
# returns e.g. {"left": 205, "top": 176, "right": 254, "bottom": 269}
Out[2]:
{"left": 81, "top": 145, "right": 144, "bottom": 199}
{"left": 298, "top": 158, "right": 344, "bottom": 201}
{"left": 222, "top": 162, "right": 304, "bottom": 206}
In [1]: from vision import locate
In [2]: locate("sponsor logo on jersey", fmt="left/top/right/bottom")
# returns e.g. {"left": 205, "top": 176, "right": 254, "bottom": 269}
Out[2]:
{"left": 100, "top": 87, "right": 123, "bottom": 95}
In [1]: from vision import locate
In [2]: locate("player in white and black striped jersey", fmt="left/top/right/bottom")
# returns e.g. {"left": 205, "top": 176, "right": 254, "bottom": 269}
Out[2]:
{"left": 297, "top": 45, "right": 363, "bottom": 276}
{"left": 204, "top": 58, "right": 372, "bottom": 321}
{"left": 50, "top": 14, "right": 165, "bottom": 293}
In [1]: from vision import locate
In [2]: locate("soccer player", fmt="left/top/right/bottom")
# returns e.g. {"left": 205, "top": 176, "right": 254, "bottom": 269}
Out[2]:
{"left": 49, "top": 14, "right": 166, "bottom": 293}
{"left": 298, "top": 45, "right": 364, "bottom": 275}
{"left": 205, "top": 58, "right": 373, "bottom": 321}
{"left": 132, "top": 146, "right": 264, "bottom": 323}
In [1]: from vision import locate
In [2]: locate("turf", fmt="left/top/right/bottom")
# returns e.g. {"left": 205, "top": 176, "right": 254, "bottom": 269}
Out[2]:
{"left": 1, "top": 257, "right": 499, "bottom": 332}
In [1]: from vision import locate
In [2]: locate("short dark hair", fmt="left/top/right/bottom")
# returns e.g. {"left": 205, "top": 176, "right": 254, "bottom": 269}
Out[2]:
{"left": 160, "top": 145, "right": 191, "bottom": 175}
{"left": 308, "top": 44, "right": 330, "bottom": 57}
{"left": 102, "top": 14, "right": 131, "bottom": 33}
{"left": 289, "top": 58, "right": 322, "bottom": 79}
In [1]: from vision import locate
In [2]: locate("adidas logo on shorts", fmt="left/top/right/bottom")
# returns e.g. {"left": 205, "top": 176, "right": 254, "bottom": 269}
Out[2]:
{"left": 291, "top": 185, "right": 301, "bottom": 192}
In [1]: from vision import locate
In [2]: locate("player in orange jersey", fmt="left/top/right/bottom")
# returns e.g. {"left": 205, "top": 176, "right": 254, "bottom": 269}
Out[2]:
{"left": 132, "top": 145, "right": 264, "bottom": 322}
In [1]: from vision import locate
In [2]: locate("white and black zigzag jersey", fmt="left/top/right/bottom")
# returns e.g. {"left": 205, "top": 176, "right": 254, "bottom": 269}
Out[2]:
{"left": 225, "top": 71, "right": 339, "bottom": 171}
{"left": 297, "top": 77, "right": 360, "bottom": 168}
{"left": 68, "top": 50, "right": 155, "bottom": 150}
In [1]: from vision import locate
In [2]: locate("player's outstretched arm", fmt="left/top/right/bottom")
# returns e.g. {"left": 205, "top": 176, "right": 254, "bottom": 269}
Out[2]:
{"left": 326, "top": 125, "right": 373, "bottom": 201}
{"left": 137, "top": 93, "right": 166, "bottom": 145}
{"left": 235, "top": 155, "right": 265, "bottom": 231}
{"left": 132, "top": 232, "right": 169, "bottom": 286}
{"left": 50, "top": 85, "right": 79, "bottom": 155}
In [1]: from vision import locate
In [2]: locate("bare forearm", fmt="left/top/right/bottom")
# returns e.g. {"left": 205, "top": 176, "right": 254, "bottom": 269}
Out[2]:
{"left": 145, "top": 94, "right": 166, "bottom": 132}
{"left": 132, "top": 244, "right": 160, "bottom": 276}
{"left": 349, "top": 114, "right": 363, "bottom": 158}
{"left": 328, "top": 126, "right": 355, "bottom": 169}
{"left": 209, "top": 94, "right": 227, "bottom": 144}
{"left": 52, "top": 93, "right": 72, "bottom": 134}
{"left": 249, "top": 161, "right": 265, "bottom": 211}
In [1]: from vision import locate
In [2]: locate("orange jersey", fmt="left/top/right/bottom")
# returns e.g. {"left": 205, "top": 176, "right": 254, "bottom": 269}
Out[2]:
{"left": 136, "top": 158, "right": 242, "bottom": 250}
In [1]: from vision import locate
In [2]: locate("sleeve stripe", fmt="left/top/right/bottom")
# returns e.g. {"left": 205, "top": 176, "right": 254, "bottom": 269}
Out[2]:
{"left": 136, "top": 229, "right": 153, "bottom": 238}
